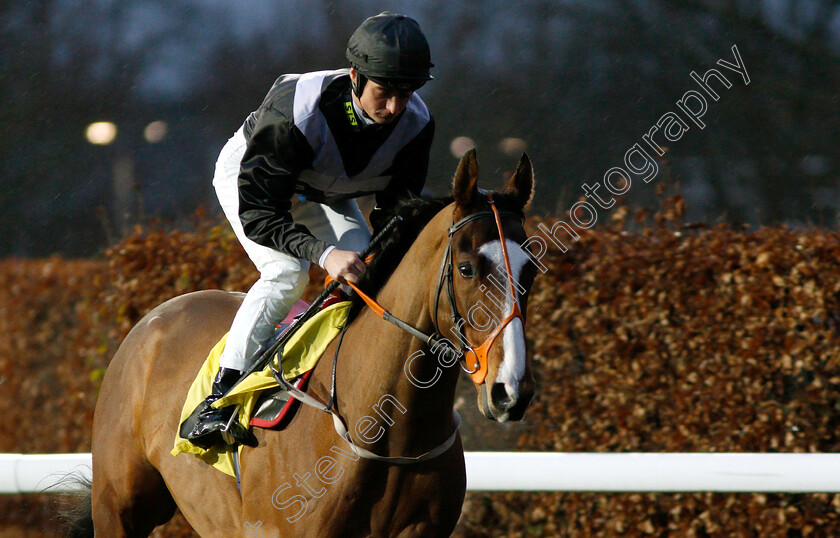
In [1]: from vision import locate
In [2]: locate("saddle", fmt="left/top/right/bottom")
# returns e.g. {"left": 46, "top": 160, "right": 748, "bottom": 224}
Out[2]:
{"left": 245, "top": 297, "right": 319, "bottom": 430}
{"left": 171, "top": 296, "right": 350, "bottom": 477}
{"left": 249, "top": 368, "right": 314, "bottom": 429}
{"left": 247, "top": 294, "right": 348, "bottom": 428}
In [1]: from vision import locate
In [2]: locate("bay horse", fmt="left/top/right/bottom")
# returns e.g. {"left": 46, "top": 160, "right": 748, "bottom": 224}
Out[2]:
{"left": 78, "top": 150, "right": 537, "bottom": 537}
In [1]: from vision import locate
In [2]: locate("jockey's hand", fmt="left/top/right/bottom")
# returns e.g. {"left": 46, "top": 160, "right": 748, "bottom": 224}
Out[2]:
{"left": 323, "top": 248, "right": 366, "bottom": 285}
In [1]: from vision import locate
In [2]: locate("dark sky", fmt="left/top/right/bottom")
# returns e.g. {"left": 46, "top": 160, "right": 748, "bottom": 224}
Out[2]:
{"left": 3, "top": 0, "right": 840, "bottom": 256}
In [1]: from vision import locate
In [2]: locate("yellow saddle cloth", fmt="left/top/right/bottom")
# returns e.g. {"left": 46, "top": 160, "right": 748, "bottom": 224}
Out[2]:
{"left": 171, "top": 300, "right": 350, "bottom": 477}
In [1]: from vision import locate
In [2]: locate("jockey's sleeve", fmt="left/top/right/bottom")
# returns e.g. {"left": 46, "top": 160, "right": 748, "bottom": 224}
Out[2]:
{"left": 370, "top": 116, "right": 435, "bottom": 234}
{"left": 237, "top": 106, "right": 328, "bottom": 264}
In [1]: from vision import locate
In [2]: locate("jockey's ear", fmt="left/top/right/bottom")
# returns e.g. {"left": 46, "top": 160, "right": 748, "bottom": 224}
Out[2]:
{"left": 500, "top": 153, "right": 534, "bottom": 212}
{"left": 452, "top": 149, "right": 480, "bottom": 211}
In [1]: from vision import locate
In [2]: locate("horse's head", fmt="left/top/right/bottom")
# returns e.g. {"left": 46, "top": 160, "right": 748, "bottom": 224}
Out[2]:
{"left": 435, "top": 149, "right": 537, "bottom": 422}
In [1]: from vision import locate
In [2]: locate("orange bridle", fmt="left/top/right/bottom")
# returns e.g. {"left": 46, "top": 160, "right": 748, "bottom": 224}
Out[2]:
{"left": 457, "top": 195, "right": 525, "bottom": 384}
{"left": 349, "top": 194, "right": 524, "bottom": 385}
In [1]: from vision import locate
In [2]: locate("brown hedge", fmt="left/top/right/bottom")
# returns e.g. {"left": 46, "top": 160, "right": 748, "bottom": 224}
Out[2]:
{"left": 2, "top": 200, "right": 840, "bottom": 536}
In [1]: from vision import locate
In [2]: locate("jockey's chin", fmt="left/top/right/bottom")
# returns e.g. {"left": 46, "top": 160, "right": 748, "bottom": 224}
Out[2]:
{"left": 370, "top": 110, "right": 400, "bottom": 124}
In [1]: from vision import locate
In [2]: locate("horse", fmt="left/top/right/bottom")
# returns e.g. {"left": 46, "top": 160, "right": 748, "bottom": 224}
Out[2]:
{"left": 75, "top": 149, "right": 537, "bottom": 537}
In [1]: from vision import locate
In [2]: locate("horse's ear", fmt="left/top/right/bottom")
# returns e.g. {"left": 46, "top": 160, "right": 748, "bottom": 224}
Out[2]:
{"left": 500, "top": 153, "right": 534, "bottom": 211}
{"left": 452, "top": 149, "right": 480, "bottom": 210}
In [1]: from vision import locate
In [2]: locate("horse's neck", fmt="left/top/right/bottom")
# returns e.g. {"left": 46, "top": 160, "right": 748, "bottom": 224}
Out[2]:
{"left": 337, "top": 208, "right": 459, "bottom": 455}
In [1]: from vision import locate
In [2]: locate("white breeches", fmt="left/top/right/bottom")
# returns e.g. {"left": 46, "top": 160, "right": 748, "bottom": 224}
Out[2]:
{"left": 212, "top": 126, "right": 371, "bottom": 372}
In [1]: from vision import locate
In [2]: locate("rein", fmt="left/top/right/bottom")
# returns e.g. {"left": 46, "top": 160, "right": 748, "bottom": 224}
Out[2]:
{"left": 266, "top": 194, "right": 523, "bottom": 465}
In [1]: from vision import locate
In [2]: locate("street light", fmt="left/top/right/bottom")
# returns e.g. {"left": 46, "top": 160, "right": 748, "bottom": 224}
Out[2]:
{"left": 85, "top": 122, "right": 117, "bottom": 145}
{"left": 143, "top": 120, "right": 168, "bottom": 143}
{"left": 85, "top": 119, "right": 170, "bottom": 239}
{"left": 450, "top": 136, "right": 476, "bottom": 158}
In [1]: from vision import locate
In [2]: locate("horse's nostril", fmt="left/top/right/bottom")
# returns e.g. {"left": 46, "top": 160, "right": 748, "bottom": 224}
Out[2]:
{"left": 490, "top": 382, "right": 515, "bottom": 410}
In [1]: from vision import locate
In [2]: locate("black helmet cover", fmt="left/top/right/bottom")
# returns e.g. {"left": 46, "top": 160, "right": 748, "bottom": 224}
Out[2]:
{"left": 346, "top": 11, "right": 433, "bottom": 93}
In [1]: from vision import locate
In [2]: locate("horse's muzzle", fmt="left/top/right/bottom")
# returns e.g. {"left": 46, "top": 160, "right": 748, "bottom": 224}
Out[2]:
{"left": 479, "top": 380, "right": 534, "bottom": 423}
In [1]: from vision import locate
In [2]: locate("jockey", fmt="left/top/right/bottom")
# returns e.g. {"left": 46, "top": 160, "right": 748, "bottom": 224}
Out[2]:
{"left": 188, "top": 12, "right": 435, "bottom": 449}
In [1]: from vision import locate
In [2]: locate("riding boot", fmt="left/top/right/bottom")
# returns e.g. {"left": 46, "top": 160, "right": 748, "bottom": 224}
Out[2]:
{"left": 186, "top": 367, "right": 250, "bottom": 449}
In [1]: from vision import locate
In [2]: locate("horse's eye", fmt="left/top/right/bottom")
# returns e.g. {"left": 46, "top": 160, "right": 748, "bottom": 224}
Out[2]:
{"left": 458, "top": 262, "right": 475, "bottom": 278}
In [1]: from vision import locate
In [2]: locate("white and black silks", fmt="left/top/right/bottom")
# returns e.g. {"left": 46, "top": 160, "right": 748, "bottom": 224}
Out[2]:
{"left": 237, "top": 68, "right": 435, "bottom": 265}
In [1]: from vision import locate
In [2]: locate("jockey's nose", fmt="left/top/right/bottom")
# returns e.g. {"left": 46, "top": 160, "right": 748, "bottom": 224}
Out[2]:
{"left": 490, "top": 382, "right": 517, "bottom": 411}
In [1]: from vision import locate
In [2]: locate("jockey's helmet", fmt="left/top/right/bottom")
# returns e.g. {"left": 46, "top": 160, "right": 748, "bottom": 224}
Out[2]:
{"left": 346, "top": 12, "right": 433, "bottom": 96}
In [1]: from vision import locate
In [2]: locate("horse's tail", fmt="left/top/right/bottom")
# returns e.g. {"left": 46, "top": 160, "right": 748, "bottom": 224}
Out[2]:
{"left": 57, "top": 475, "right": 94, "bottom": 538}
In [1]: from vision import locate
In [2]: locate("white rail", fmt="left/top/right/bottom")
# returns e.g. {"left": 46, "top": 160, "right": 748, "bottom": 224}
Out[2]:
{"left": 0, "top": 454, "right": 93, "bottom": 494}
{"left": 2, "top": 452, "right": 840, "bottom": 494}
{"left": 464, "top": 452, "right": 840, "bottom": 492}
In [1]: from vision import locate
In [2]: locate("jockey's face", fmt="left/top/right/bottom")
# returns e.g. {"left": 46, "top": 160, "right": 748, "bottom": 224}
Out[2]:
{"left": 350, "top": 68, "right": 413, "bottom": 124}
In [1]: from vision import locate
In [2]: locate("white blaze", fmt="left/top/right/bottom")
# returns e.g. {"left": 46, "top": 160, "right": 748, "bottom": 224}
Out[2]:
{"left": 478, "top": 239, "right": 529, "bottom": 401}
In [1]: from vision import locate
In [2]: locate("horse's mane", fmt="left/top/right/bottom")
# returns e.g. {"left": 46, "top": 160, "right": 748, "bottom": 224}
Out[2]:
{"left": 346, "top": 195, "right": 452, "bottom": 321}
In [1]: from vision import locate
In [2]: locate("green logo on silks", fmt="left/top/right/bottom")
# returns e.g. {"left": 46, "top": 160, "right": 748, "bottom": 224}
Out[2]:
{"left": 344, "top": 101, "right": 358, "bottom": 126}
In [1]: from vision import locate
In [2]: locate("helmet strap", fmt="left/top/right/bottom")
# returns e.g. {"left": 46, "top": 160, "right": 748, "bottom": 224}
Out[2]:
{"left": 352, "top": 70, "right": 367, "bottom": 99}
